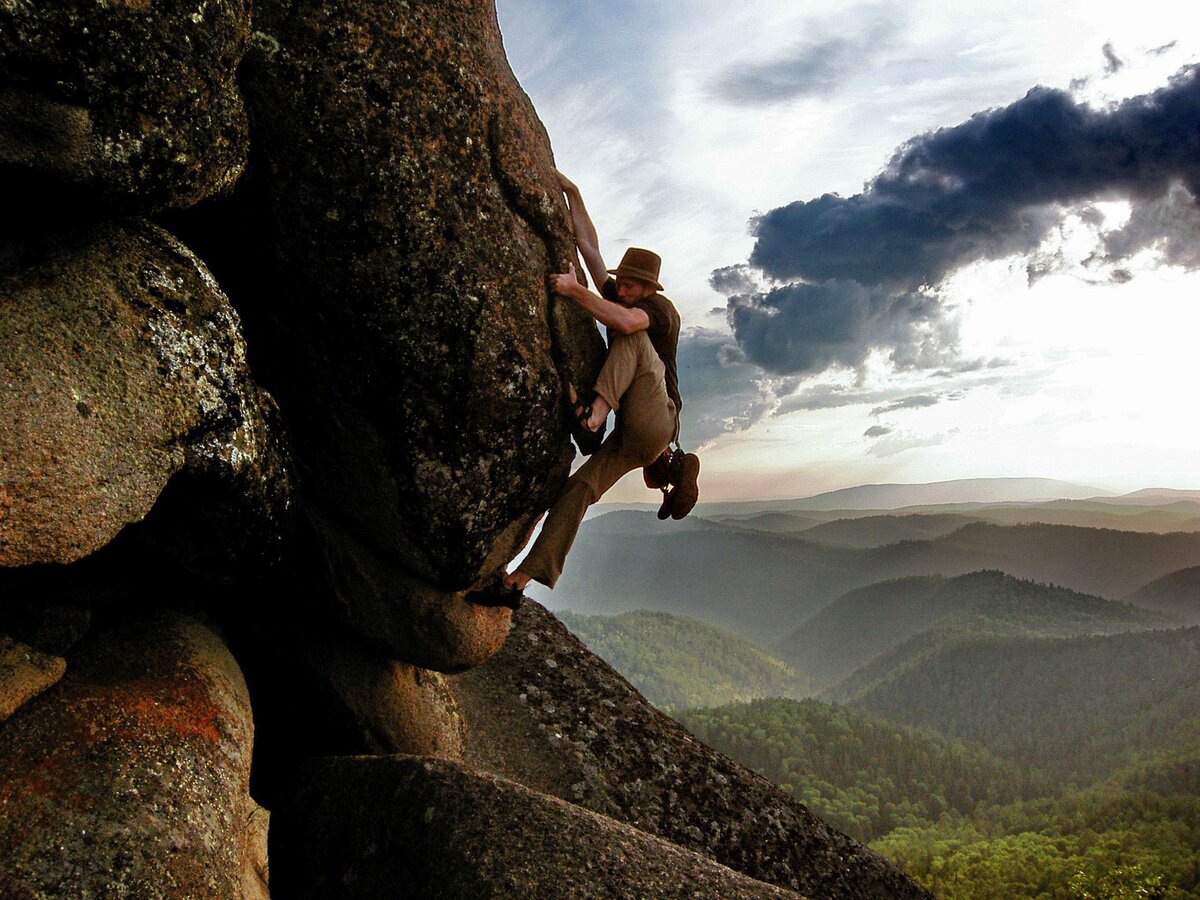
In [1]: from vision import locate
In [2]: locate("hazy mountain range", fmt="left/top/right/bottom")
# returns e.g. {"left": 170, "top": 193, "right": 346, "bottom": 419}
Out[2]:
{"left": 536, "top": 511, "right": 1200, "bottom": 645}
{"left": 549, "top": 479, "right": 1200, "bottom": 897}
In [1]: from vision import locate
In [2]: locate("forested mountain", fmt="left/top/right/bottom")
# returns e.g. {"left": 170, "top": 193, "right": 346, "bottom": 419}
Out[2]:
{"left": 677, "top": 698, "right": 1036, "bottom": 842}
{"left": 555, "top": 610, "right": 808, "bottom": 710}
{"left": 785, "top": 514, "right": 979, "bottom": 548}
{"left": 538, "top": 513, "right": 1200, "bottom": 644}
{"left": 1128, "top": 566, "right": 1200, "bottom": 623}
{"left": 841, "top": 626, "right": 1200, "bottom": 783}
{"left": 779, "top": 571, "right": 1170, "bottom": 687}
{"left": 709, "top": 511, "right": 824, "bottom": 534}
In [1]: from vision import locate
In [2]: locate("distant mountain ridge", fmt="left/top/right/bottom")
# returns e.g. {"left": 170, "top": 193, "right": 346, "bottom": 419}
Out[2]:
{"left": 557, "top": 610, "right": 807, "bottom": 710}
{"left": 1128, "top": 566, "right": 1200, "bottom": 624}
{"left": 536, "top": 514, "right": 1200, "bottom": 644}
{"left": 780, "top": 478, "right": 1111, "bottom": 511}
{"left": 777, "top": 570, "right": 1169, "bottom": 688}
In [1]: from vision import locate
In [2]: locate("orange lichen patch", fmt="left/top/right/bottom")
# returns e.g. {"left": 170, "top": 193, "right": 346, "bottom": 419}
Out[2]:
{"left": 124, "top": 693, "right": 222, "bottom": 745}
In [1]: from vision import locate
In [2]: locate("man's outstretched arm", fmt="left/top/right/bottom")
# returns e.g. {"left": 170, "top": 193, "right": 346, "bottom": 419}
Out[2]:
{"left": 550, "top": 265, "right": 649, "bottom": 334}
{"left": 556, "top": 171, "right": 610, "bottom": 291}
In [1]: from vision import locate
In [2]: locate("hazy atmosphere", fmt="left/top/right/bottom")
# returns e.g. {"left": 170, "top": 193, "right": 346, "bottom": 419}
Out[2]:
{"left": 497, "top": 0, "right": 1200, "bottom": 500}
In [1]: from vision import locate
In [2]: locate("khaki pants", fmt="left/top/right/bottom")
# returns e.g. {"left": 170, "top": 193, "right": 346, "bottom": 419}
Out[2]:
{"left": 520, "top": 331, "right": 676, "bottom": 588}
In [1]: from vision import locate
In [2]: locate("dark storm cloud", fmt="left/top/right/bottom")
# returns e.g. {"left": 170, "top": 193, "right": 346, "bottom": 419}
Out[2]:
{"left": 715, "top": 64, "right": 1200, "bottom": 377}
{"left": 1099, "top": 183, "right": 1200, "bottom": 270}
{"left": 710, "top": 9, "right": 901, "bottom": 104}
{"left": 726, "top": 280, "right": 959, "bottom": 375}
{"left": 748, "top": 64, "right": 1200, "bottom": 289}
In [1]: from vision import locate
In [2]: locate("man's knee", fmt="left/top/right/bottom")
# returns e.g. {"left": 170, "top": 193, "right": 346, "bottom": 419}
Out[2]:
{"left": 566, "top": 475, "right": 599, "bottom": 506}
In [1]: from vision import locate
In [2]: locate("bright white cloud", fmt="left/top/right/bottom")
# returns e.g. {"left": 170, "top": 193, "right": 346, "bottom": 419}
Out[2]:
{"left": 496, "top": 0, "right": 1200, "bottom": 499}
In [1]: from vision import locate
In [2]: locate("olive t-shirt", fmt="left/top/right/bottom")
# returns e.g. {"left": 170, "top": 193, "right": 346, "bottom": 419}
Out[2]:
{"left": 601, "top": 277, "right": 682, "bottom": 417}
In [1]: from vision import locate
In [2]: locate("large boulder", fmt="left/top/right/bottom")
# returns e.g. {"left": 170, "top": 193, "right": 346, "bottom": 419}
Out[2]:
{"left": 270, "top": 755, "right": 799, "bottom": 899}
{"left": 180, "top": 0, "right": 607, "bottom": 667}
{"left": 451, "top": 601, "right": 931, "bottom": 898}
{"left": 0, "top": 219, "right": 289, "bottom": 576}
{"left": 0, "top": 611, "right": 265, "bottom": 898}
{"left": 0, "top": 0, "right": 250, "bottom": 217}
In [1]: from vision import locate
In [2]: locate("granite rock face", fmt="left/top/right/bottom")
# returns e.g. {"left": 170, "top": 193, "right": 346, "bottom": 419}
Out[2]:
{"left": 0, "top": 634, "right": 65, "bottom": 722}
{"left": 0, "top": 612, "right": 265, "bottom": 899}
{"left": 0, "top": 0, "right": 250, "bottom": 218}
{"left": 270, "top": 755, "right": 800, "bottom": 899}
{"left": 189, "top": 0, "right": 606, "bottom": 664}
{"left": 0, "top": 220, "right": 289, "bottom": 574}
{"left": 452, "top": 600, "right": 931, "bottom": 898}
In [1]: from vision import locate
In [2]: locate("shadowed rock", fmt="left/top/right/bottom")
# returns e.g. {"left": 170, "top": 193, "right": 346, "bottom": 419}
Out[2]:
{"left": 225, "top": 607, "right": 468, "bottom": 805}
{"left": 176, "top": 0, "right": 607, "bottom": 666}
{"left": 0, "top": 634, "right": 65, "bottom": 722}
{"left": 451, "top": 601, "right": 931, "bottom": 897}
{"left": 0, "top": 0, "right": 250, "bottom": 218}
{"left": 0, "top": 611, "right": 266, "bottom": 899}
{"left": 0, "top": 220, "right": 289, "bottom": 574}
{"left": 270, "top": 755, "right": 801, "bottom": 899}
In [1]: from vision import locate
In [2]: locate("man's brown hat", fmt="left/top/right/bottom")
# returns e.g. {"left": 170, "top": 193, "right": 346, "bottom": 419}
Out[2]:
{"left": 608, "top": 247, "right": 663, "bottom": 291}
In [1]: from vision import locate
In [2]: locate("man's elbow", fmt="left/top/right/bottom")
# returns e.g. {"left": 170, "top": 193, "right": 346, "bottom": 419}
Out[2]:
{"left": 613, "top": 315, "right": 649, "bottom": 335}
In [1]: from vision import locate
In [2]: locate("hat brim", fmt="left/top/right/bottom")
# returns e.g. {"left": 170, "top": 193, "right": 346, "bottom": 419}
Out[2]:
{"left": 607, "top": 268, "right": 664, "bottom": 292}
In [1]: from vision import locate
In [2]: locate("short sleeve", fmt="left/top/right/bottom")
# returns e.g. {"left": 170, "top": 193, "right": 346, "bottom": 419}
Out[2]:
{"left": 600, "top": 276, "right": 619, "bottom": 301}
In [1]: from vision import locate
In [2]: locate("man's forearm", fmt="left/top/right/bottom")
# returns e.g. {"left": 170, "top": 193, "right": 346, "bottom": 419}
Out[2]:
{"left": 564, "top": 281, "right": 648, "bottom": 334}
{"left": 563, "top": 185, "right": 609, "bottom": 289}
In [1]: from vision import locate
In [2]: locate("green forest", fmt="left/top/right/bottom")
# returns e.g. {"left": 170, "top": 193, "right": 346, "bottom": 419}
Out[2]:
{"left": 560, "top": 561, "right": 1200, "bottom": 899}
{"left": 556, "top": 609, "right": 808, "bottom": 710}
{"left": 681, "top": 698, "right": 1200, "bottom": 898}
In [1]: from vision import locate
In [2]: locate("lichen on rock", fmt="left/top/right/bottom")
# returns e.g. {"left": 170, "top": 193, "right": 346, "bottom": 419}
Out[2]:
{"left": 176, "top": 0, "right": 606, "bottom": 665}
{"left": 0, "top": 219, "right": 289, "bottom": 573}
{"left": 0, "top": 612, "right": 265, "bottom": 899}
{"left": 0, "top": 0, "right": 251, "bottom": 216}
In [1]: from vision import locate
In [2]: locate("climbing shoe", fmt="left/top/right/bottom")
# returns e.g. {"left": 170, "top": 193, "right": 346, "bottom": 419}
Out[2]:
{"left": 656, "top": 487, "right": 673, "bottom": 520}
{"left": 465, "top": 583, "right": 524, "bottom": 611}
{"left": 566, "top": 385, "right": 604, "bottom": 456}
{"left": 666, "top": 452, "right": 700, "bottom": 520}
{"left": 643, "top": 449, "right": 672, "bottom": 490}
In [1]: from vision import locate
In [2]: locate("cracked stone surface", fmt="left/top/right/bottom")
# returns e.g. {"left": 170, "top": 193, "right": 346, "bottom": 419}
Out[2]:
{"left": 270, "top": 755, "right": 801, "bottom": 899}
{"left": 0, "top": 0, "right": 250, "bottom": 217}
{"left": 180, "top": 0, "right": 606, "bottom": 667}
{"left": 451, "top": 601, "right": 932, "bottom": 898}
{"left": 0, "top": 220, "right": 289, "bottom": 572}
{"left": 0, "top": 611, "right": 265, "bottom": 899}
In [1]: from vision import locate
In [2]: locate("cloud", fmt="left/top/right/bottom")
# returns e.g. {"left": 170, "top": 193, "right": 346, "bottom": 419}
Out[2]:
{"left": 863, "top": 425, "right": 892, "bottom": 438}
{"left": 713, "top": 64, "right": 1200, "bottom": 377}
{"left": 867, "top": 429, "right": 958, "bottom": 458}
{"left": 870, "top": 394, "right": 940, "bottom": 415}
{"left": 1101, "top": 42, "right": 1125, "bottom": 75}
{"left": 674, "top": 327, "right": 777, "bottom": 448}
{"left": 725, "top": 279, "right": 960, "bottom": 376}
{"left": 1098, "top": 183, "right": 1200, "bottom": 271}
{"left": 749, "top": 64, "right": 1200, "bottom": 288}
{"left": 709, "top": 9, "right": 903, "bottom": 104}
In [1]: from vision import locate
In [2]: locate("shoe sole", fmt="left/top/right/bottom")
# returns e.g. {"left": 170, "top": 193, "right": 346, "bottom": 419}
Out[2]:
{"left": 669, "top": 454, "right": 700, "bottom": 520}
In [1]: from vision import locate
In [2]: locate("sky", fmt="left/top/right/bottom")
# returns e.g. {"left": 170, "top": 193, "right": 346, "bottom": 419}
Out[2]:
{"left": 495, "top": 0, "right": 1200, "bottom": 501}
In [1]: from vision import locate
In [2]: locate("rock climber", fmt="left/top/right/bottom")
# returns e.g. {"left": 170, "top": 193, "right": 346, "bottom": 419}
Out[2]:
{"left": 472, "top": 172, "right": 698, "bottom": 607}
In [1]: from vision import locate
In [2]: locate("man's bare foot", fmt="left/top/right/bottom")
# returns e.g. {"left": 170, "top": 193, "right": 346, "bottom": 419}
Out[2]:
{"left": 568, "top": 383, "right": 609, "bottom": 432}
{"left": 503, "top": 571, "right": 531, "bottom": 591}
{"left": 586, "top": 395, "right": 611, "bottom": 431}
